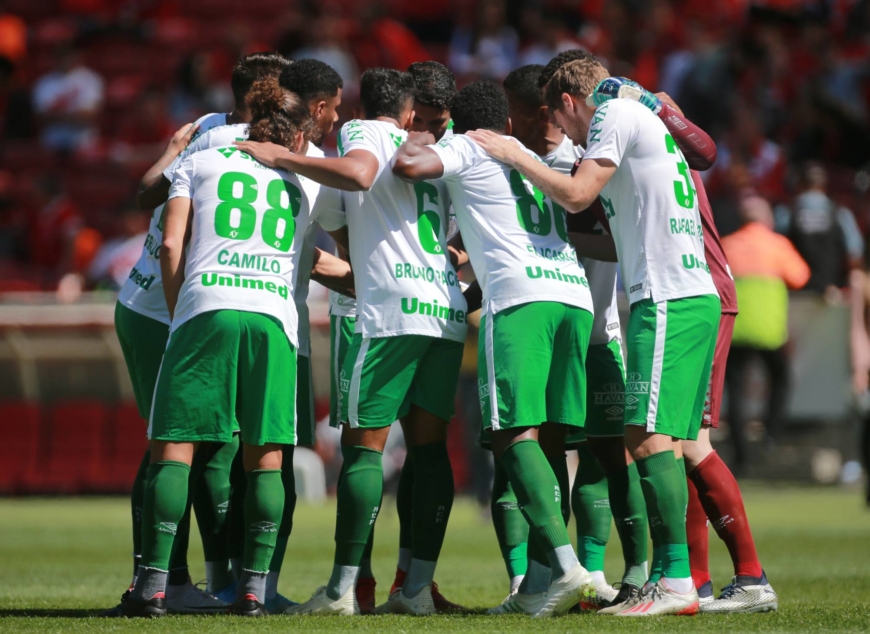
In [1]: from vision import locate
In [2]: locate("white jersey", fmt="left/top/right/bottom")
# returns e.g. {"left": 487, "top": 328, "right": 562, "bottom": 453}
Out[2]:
{"left": 584, "top": 99, "right": 718, "bottom": 304}
{"left": 313, "top": 184, "right": 358, "bottom": 319}
{"left": 321, "top": 119, "right": 466, "bottom": 342}
{"left": 167, "top": 146, "right": 312, "bottom": 346}
{"left": 429, "top": 134, "right": 593, "bottom": 316}
{"left": 118, "top": 113, "right": 233, "bottom": 324}
{"left": 544, "top": 136, "right": 620, "bottom": 345}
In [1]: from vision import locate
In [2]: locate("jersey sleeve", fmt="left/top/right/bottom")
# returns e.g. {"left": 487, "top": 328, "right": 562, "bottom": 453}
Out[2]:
{"left": 163, "top": 134, "right": 209, "bottom": 182}
{"left": 336, "top": 120, "right": 380, "bottom": 159}
{"left": 583, "top": 100, "right": 638, "bottom": 168}
{"left": 168, "top": 156, "right": 195, "bottom": 200}
{"left": 428, "top": 135, "right": 476, "bottom": 180}
{"left": 312, "top": 185, "right": 346, "bottom": 232}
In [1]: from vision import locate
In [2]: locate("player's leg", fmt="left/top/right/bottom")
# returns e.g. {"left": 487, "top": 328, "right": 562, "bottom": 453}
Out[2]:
{"left": 390, "top": 450, "right": 414, "bottom": 591}
{"left": 616, "top": 296, "right": 719, "bottom": 617}
{"left": 683, "top": 315, "right": 777, "bottom": 614}
{"left": 489, "top": 454, "right": 529, "bottom": 595}
{"left": 378, "top": 336, "right": 463, "bottom": 614}
{"left": 225, "top": 444, "right": 246, "bottom": 586}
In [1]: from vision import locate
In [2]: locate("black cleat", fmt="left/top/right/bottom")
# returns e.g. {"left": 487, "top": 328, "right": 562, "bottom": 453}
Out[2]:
{"left": 121, "top": 593, "right": 167, "bottom": 618}
{"left": 100, "top": 588, "right": 131, "bottom": 617}
{"left": 597, "top": 583, "right": 643, "bottom": 614}
{"left": 231, "top": 593, "right": 267, "bottom": 617}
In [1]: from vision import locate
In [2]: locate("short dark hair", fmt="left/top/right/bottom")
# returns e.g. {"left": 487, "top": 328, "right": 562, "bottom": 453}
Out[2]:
{"left": 503, "top": 64, "right": 546, "bottom": 109}
{"left": 407, "top": 61, "right": 456, "bottom": 112}
{"left": 537, "top": 49, "right": 596, "bottom": 89}
{"left": 449, "top": 81, "right": 509, "bottom": 134}
{"left": 231, "top": 52, "right": 292, "bottom": 106}
{"left": 359, "top": 68, "right": 416, "bottom": 120}
{"left": 279, "top": 58, "right": 344, "bottom": 103}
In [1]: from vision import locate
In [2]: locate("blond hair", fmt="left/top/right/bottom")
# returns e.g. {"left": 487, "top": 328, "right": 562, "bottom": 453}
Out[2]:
{"left": 544, "top": 59, "right": 609, "bottom": 110}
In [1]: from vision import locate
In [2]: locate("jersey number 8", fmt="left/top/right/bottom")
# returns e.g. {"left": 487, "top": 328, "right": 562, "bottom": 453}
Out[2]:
{"left": 509, "top": 169, "right": 569, "bottom": 241}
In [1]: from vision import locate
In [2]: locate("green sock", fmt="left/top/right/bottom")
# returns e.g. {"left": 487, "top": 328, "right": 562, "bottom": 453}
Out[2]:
{"left": 409, "top": 441, "right": 454, "bottom": 563}
{"left": 491, "top": 460, "right": 529, "bottom": 581}
{"left": 396, "top": 456, "right": 414, "bottom": 571}
{"left": 141, "top": 461, "right": 190, "bottom": 571}
{"left": 328, "top": 446, "right": 383, "bottom": 599}
{"left": 607, "top": 461, "right": 649, "bottom": 588}
{"left": 130, "top": 450, "right": 150, "bottom": 580}
{"left": 636, "top": 451, "right": 690, "bottom": 580}
{"left": 500, "top": 440, "right": 577, "bottom": 577}
{"left": 191, "top": 438, "right": 237, "bottom": 591}
{"left": 243, "top": 470, "right": 284, "bottom": 573}
{"left": 572, "top": 444, "right": 611, "bottom": 573}
{"left": 546, "top": 453, "right": 571, "bottom": 527}
{"left": 269, "top": 446, "right": 296, "bottom": 574}
{"left": 226, "top": 448, "right": 246, "bottom": 570}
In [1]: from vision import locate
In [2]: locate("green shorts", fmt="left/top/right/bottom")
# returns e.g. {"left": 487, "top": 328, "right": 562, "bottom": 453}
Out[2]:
{"left": 340, "top": 333, "right": 463, "bottom": 428}
{"left": 296, "top": 354, "right": 315, "bottom": 446}
{"left": 566, "top": 338, "right": 627, "bottom": 446}
{"left": 150, "top": 310, "right": 297, "bottom": 446}
{"left": 624, "top": 295, "right": 720, "bottom": 440}
{"left": 329, "top": 314, "right": 357, "bottom": 429}
{"left": 115, "top": 302, "right": 169, "bottom": 420}
{"left": 479, "top": 301, "right": 592, "bottom": 432}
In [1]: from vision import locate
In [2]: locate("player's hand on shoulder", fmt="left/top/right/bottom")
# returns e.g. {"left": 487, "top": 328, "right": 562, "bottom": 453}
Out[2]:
{"left": 587, "top": 77, "right": 663, "bottom": 114}
{"left": 167, "top": 123, "right": 199, "bottom": 155}
{"left": 233, "top": 140, "right": 290, "bottom": 167}
{"left": 465, "top": 129, "right": 520, "bottom": 164}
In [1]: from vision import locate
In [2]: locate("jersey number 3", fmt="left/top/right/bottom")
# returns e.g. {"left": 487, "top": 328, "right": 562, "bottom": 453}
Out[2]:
{"left": 214, "top": 171, "right": 301, "bottom": 252}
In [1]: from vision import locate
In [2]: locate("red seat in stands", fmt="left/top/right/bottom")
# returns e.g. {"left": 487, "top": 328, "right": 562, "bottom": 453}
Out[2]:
{"left": 32, "top": 401, "right": 108, "bottom": 493}
{"left": 99, "top": 401, "right": 148, "bottom": 493}
{"left": 0, "top": 401, "right": 41, "bottom": 494}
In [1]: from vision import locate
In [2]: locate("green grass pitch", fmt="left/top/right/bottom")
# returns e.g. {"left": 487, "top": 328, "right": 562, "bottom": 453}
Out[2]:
{"left": 1, "top": 485, "right": 868, "bottom": 632}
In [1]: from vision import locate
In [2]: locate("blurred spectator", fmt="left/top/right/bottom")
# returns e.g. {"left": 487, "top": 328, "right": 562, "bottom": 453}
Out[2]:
{"left": 32, "top": 44, "right": 104, "bottom": 154}
{"left": 351, "top": 3, "right": 431, "bottom": 71}
{"left": 722, "top": 195, "right": 811, "bottom": 472}
{"left": 27, "top": 173, "right": 83, "bottom": 279}
{"left": 0, "top": 1, "right": 26, "bottom": 63}
{"left": 449, "top": 0, "right": 518, "bottom": 80}
{"left": 517, "top": 5, "right": 580, "bottom": 67}
{"left": 782, "top": 163, "right": 863, "bottom": 294}
{"left": 112, "top": 87, "right": 172, "bottom": 163}
{"left": 0, "top": 169, "right": 27, "bottom": 263}
{"left": 87, "top": 209, "right": 149, "bottom": 290}
{"left": 290, "top": 7, "right": 359, "bottom": 95}
{"left": 0, "top": 55, "right": 34, "bottom": 139}
{"left": 168, "top": 53, "right": 229, "bottom": 129}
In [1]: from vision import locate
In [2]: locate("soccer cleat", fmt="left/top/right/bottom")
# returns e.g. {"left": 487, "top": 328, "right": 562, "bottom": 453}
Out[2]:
{"left": 700, "top": 571, "right": 778, "bottom": 614}
{"left": 100, "top": 586, "right": 133, "bottom": 617}
{"left": 373, "top": 584, "right": 435, "bottom": 615}
{"left": 264, "top": 593, "right": 298, "bottom": 615}
{"left": 164, "top": 580, "right": 229, "bottom": 614}
{"left": 579, "top": 576, "right": 618, "bottom": 611}
{"left": 697, "top": 580, "right": 714, "bottom": 607}
{"left": 431, "top": 581, "right": 466, "bottom": 613}
{"left": 286, "top": 585, "right": 359, "bottom": 616}
{"left": 487, "top": 590, "right": 546, "bottom": 615}
{"left": 213, "top": 581, "right": 237, "bottom": 604}
{"left": 120, "top": 592, "right": 167, "bottom": 618}
{"left": 616, "top": 579, "right": 699, "bottom": 616}
{"left": 231, "top": 593, "right": 267, "bottom": 616}
{"left": 356, "top": 577, "right": 377, "bottom": 614}
{"left": 533, "top": 564, "right": 595, "bottom": 618}
{"left": 597, "top": 583, "right": 644, "bottom": 615}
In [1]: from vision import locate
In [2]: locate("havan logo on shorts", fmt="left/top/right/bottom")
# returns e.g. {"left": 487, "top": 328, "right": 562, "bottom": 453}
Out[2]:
{"left": 400, "top": 297, "right": 467, "bottom": 324}
{"left": 625, "top": 372, "right": 649, "bottom": 409}
{"left": 250, "top": 521, "right": 278, "bottom": 533}
{"left": 594, "top": 382, "right": 625, "bottom": 420}
{"left": 339, "top": 369, "right": 349, "bottom": 395}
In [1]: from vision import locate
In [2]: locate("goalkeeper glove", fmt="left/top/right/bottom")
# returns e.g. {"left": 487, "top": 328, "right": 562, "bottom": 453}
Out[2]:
{"left": 585, "top": 77, "right": 663, "bottom": 114}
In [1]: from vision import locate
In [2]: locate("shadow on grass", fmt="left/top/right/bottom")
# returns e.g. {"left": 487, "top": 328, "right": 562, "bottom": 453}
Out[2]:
{"left": 0, "top": 609, "right": 105, "bottom": 618}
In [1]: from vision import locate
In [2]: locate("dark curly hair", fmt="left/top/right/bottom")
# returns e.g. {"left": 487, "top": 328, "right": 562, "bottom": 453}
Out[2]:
{"left": 231, "top": 52, "right": 292, "bottom": 106}
{"left": 278, "top": 58, "right": 344, "bottom": 103}
{"left": 449, "top": 81, "right": 509, "bottom": 134}
{"left": 504, "top": 64, "right": 546, "bottom": 109}
{"left": 359, "top": 68, "right": 416, "bottom": 121}
{"left": 246, "top": 77, "right": 313, "bottom": 149}
{"left": 407, "top": 61, "right": 456, "bottom": 112}
{"left": 537, "top": 49, "right": 597, "bottom": 89}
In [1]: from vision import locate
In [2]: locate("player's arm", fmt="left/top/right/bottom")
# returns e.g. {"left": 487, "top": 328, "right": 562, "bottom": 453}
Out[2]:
{"left": 655, "top": 95, "right": 717, "bottom": 171}
{"left": 311, "top": 247, "right": 355, "bottom": 298}
{"left": 160, "top": 196, "right": 193, "bottom": 319}
{"left": 463, "top": 278, "right": 483, "bottom": 314}
{"left": 137, "top": 124, "right": 198, "bottom": 210}
{"left": 233, "top": 141, "right": 379, "bottom": 192}
{"left": 569, "top": 232, "right": 617, "bottom": 262}
{"left": 392, "top": 131, "right": 445, "bottom": 182}
{"left": 448, "top": 231, "right": 469, "bottom": 268}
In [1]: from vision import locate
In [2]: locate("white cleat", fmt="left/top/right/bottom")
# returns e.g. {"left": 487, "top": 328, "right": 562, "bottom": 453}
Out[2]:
{"left": 164, "top": 580, "right": 229, "bottom": 614}
{"left": 700, "top": 572, "right": 778, "bottom": 614}
{"left": 533, "top": 564, "right": 594, "bottom": 618}
{"left": 487, "top": 590, "right": 547, "bottom": 615}
{"left": 616, "top": 579, "right": 699, "bottom": 616}
{"left": 597, "top": 583, "right": 645, "bottom": 615}
{"left": 373, "top": 585, "right": 436, "bottom": 616}
{"left": 286, "top": 585, "right": 359, "bottom": 616}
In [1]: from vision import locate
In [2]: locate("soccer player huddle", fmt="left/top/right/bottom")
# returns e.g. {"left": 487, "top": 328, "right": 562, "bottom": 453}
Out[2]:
{"left": 108, "top": 49, "right": 779, "bottom": 619}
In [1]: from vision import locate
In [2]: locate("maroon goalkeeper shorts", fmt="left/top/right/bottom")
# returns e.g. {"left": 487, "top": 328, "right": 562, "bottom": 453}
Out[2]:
{"left": 703, "top": 313, "right": 735, "bottom": 428}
